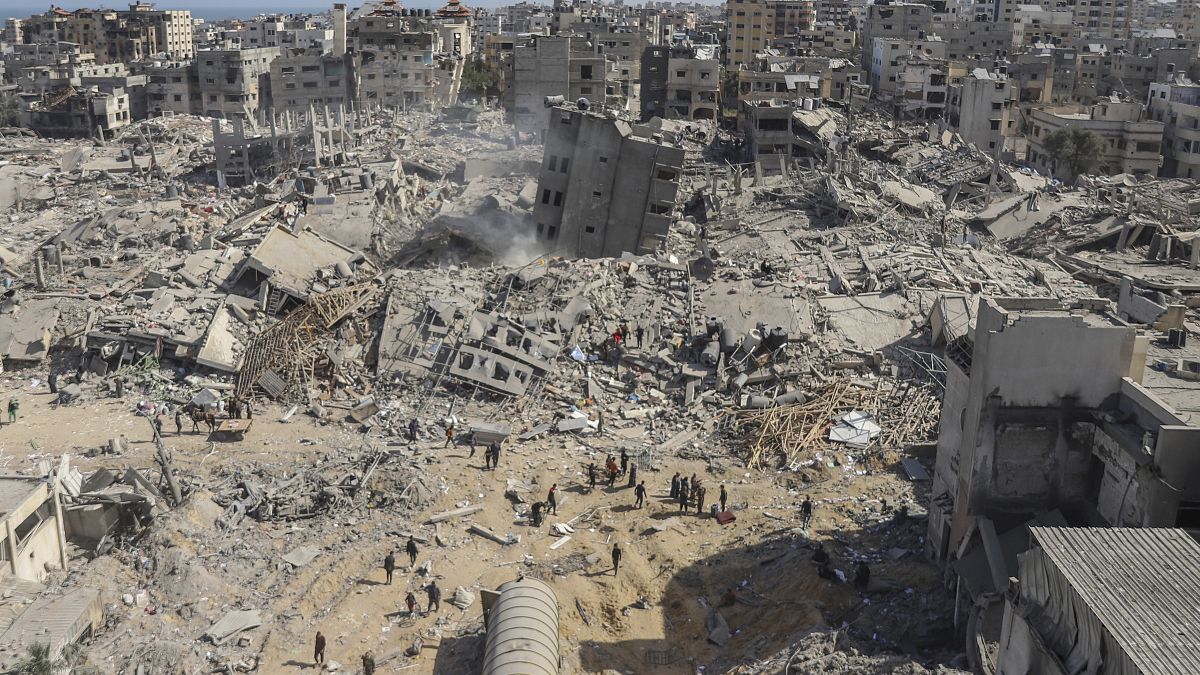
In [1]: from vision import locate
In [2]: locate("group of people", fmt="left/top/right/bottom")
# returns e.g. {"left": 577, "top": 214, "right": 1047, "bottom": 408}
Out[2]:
{"left": 609, "top": 322, "right": 645, "bottom": 349}
{"left": 812, "top": 543, "right": 871, "bottom": 590}
{"left": 669, "top": 473, "right": 729, "bottom": 517}
{"left": 588, "top": 449, "right": 637, "bottom": 490}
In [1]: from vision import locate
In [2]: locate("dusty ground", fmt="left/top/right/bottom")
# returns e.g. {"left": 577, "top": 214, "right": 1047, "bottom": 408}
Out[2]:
{"left": 0, "top": 372, "right": 957, "bottom": 674}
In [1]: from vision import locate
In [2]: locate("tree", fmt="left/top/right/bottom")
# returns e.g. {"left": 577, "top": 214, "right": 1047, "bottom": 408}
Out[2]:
{"left": 1043, "top": 126, "right": 1102, "bottom": 179}
{"left": 15, "top": 643, "right": 65, "bottom": 675}
{"left": 459, "top": 58, "right": 501, "bottom": 101}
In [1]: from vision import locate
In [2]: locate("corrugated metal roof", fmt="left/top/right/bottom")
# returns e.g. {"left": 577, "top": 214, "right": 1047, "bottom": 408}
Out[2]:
{"left": 1028, "top": 527, "right": 1200, "bottom": 674}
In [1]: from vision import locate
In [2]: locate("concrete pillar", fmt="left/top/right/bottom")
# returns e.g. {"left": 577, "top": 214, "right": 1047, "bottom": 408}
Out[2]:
{"left": 33, "top": 252, "right": 46, "bottom": 289}
{"left": 333, "top": 3, "right": 347, "bottom": 59}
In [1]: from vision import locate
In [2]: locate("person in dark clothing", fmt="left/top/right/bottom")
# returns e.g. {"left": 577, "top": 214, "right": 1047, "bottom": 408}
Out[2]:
{"left": 47, "top": 372, "right": 58, "bottom": 394}
{"left": 405, "top": 591, "right": 417, "bottom": 614}
{"left": 547, "top": 485, "right": 558, "bottom": 515}
{"left": 679, "top": 482, "right": 690, "bottom": 514}
{"left": 483, "top": 442, "right": 492, "bottom": 469}
{"left": 670, "top": 473, "right": 681, "bottom": 499}
{"left": 812, "top": 544, "right": 829, "bottom": 565}
{"left": 426, "top": 583, "right": 441, "bottom": 613}
{"left": 384, "top": 551, "right": 396, "bottom": 584}
{"left": 612, "top": 543, "right": 622, "bottom": 575}
{"left": 634, "top": 481, "right": 647, "bottom": 508}
{"left": 719, "top": 485, "right": 728, "bottom": 512}
{"left": 696, "top": 486, "right": 707, "bottom": 515}
{"left": 588, "top": 463, "right": 597, "bottom": 490}
{"left": 153, "top": 416, "right": 163, "bottom": 439}
{"left": 635, "top": 326, "right": 644, "bottom": 347}
{"left": 444, "top": 425, "right": 455, "bottom": 448}
{"left": 233, "top": 398, "right": 242, "bottom": 419}
{"left": 690, "top": 474, "right": 699, "bottom": 493}
{"left": 620, "top": 449, "right": 629, "bottom": 476}
{"left": 362, "top": 651, "right": 376, "bottom": 675}
{"left": 627, "top": 463, "right": 638, "bottom": 488}
{"left": 530, "top": 501, "right": 544, "bottom": 527}
{"left": 174, "top": 410, "right": 183, "bottom": 435}
{"left": 491, "top": 442, "right": 501, "bottom": 470}
{"left": 406, "top": 537, "right": 418, "bottom": 567}
{"left": 408, "top": 418, "right": 419, "bottom": 441}
{"left": 245, "top": 399, "right": 253, "bottom": 419}
{"left": 801, "top": 497, "right": 813, "bottom": 529}
{"left": 817, "top": 560, "right": 836, "bottom": 580}
{"left": 854, "top": 562, "right": 870, "bottom": 590}
{"left": 314, "top": 632, "right": 326, "bottom": 665}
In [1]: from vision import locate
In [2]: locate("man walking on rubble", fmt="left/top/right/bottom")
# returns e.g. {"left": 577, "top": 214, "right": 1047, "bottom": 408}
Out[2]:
{"left": 620, "top": 449, "right": 629, "bottom": 476}
{"left": 313, "top": 631, "right": 326, "bottom": 666}
{"left": 444, "top": 424, "right": 455, "bottom": 448}
{"left": 547, "top": 484, "right": 558, "bottom": 516}
{"left": 405, "top": 591, "right": 417, "bottom": 615}
{"left": 720, "top": 485, "right": 728, "bottom": 512}
{"left": 408, "top": 418, "right": 419, "bottom": 442}
{"left": 6, "top": 397, "right": 17, "bottom": 424}
{"left": 801, "top": 496, "right": 813, "bottom": 529}
{"left": 611, "top": 543, "right": 623, "bottom": 575}
{"left": 406, "top": 536, "right": 419, "bottom": 568}
{"left": 384, "top": 551, "right": 396, "bottom": 585}
{"left": 588, "top": 463, "right": 598, "bottom": 490}
{"left": 679, "top": 481, "right": 690, "bottom": 514}
{"left": 670, "top": 472, "right": 681, "bottom": 499}
{"left": 362, "top": 651, "right": 376, "bottom": 675}
{"left": 635, "top": 325, "right": 644, "bottom": 348}
{"left": 426, "top": 582, "right": 441, "bottom": 614}
{"left": 634, "top": 481, "right": 647, "bottom": 509}
{"left": 174, "top": 409, "right": 183, "bottom": 436}
{"left": 491, "top": 441, "right": 501, "bottom": 470}
{"left": 696, "top": 485, "right": 707, "bottom": 515}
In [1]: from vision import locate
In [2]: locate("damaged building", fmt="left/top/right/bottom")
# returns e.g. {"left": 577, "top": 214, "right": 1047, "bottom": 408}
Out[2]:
{"left": 531, "top": 102, "right": 685, "bottom": 258}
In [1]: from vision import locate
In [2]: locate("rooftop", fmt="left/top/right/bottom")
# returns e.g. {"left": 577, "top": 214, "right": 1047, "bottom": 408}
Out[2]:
{"left": 1027, "top": 527, "right": 1200, "bottom": 674}
{"left": 0, "top": 477, "right": 45, "bottom": 520}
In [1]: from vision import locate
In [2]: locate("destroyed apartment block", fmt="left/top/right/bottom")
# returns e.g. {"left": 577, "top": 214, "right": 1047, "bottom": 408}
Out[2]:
{"left": 925, "top": 297, "right": 1200, "bottom": 665}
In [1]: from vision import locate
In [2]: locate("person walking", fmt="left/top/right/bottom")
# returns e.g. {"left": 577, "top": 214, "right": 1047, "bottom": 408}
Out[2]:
{"left": 483, "top": 441, "right": 492, "bottom": 469}
{"left": 444, "top": 425, "right": 455, "bottom": 448}
{"left": 696, "top": 486, "right": 707, "bottom": 515}
{"left": 620, "top": 449, "right": 629, "bottom": 476}
{"left": 153, "top": 415, "right": 164, "bottom": 439}
{"left": 719, "top": 485, "right": 728, "bottom": 512}
{"left": 7, "top": 397, "right": 19, "bottom": 424}
{"left": 670, "top": 472, "right": 681, "bottom": 499}
{"left": 588, "top": 463, "right": 597, "bottom": 490}
{"left": 635, "top": 326, "right": 644, "bottom": 347}
{"left": 634, "top": 481, "right": 647, "bottom": 509}
{"left": 606, "top": 457, "right": 618, "bottom": 487}
{"left": 406, "top": 536, "right": 419, "bottom": 567}
{"left": 801, "top": 496, "right": 813, "bottom": 529}
{"left": 679, "top": 481, "right": 690, "bottom": 514}
{"left": 313, "top": 631, "right": 326, "bottom": 666}
{"left": 491, "top": 441, "right": 501, "bottom": 470}
{"left": 426, "top": 583, "right": 441, "bottom": 613}
{"left": 383, "top": 551, "right": 396, "bottom": 584}
{"left": 627, "top": 463, "right": 638, "bottom": 488}
{"left": 547, "top": 485, "right": 558, "bottom": 515}
{"left": 408, "top": 418, "right": 419, "bottom": 441}
{"left": 611, "top": 543, "right": 622, "bottom": 576}
{"left": 245, "top": 399, "right": 253, "bottom": 419}
{"left": 530, "top": 501, "right": 544, "bottom": 527}
{"left": 405, "top": 591, "right": 417, "bottom": 614}
{"left": 174, "top": 409, "right": 183, "bottom": 435}
{"left": 362, "top": 651, "right": 376, "bottom": 675}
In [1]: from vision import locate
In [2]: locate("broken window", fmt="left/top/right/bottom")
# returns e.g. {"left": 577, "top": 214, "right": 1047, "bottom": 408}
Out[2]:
{"left": 541, "top": 189, "right": 551, "bottom": 204}
{"left": 580, "top": 64, "right": 593, "bottom": 80}
{"left": 648, "top": 203, "right": 671, "bottom": 215}
{"left": 656, "top": 169, "right": 677, "bottom": 181}
{"left": 553, "top": 191, "right": 563, "bottom": 207}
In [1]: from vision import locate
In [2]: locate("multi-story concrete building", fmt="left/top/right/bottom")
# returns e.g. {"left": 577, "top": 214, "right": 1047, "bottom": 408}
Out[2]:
{"left": 196, "top": 47, "right": 279, "bottom": 120}
{"left": 665, "top": 43, "right": 720, "bottom": 119}
{"left": 813, "top": 0, "right": 855, "bottom": 27}
{"left": 948, "top": 68, "right": 1016, "bottom": 153}
{"left": 860, "top": 2, "right": 934, "bottom": 67}
{"left": 1026, "top": 102, "right": 1164, "bottom": 177}
{"left": 271, "top": 48, "right": 354, "bottom": 116}
{"left": 737, "top": 50, "right": 832, "bottom": 105}
{"left": 510, "top": 35, "right": 606, "bottom": 135}
{"left": 774, "top": 23, "right": 856, "bottom": 55}
{"left": 869, "top": 36, "right": 946, "bottom": 99}
{"left": 144, "top": 59, "right": 200, "bottom": 116}
{"left": 1011, "top": 6, "right": 1075, "bottom": 47}
{"left": 226, "top": 17, "right": 286, "bottom": 49}
{"left": 769, "top": 1, "right": 817, "bottom": 38}
{"left": 4, "top": 19, "right": 25, "bottom": 45}
{"left": 532, "top": 103, "right": 685, "bottom": 258}
{"left": 726, "top": 0, "right": 771, "bottom": 68}
{"left": 22, "top": 86, "right": 131, "bottom": 138}
{"left": 22, "top": 5, "right": 193, "bottom": 62}
{"left": 1148, "top": 79, "right": 1200, "bottom": 178}
{"left": 350, "top": 2, "right": 466, "bottom": 110}
{"left": 1069, "top": 0, "right": 1128, "bottom": 38}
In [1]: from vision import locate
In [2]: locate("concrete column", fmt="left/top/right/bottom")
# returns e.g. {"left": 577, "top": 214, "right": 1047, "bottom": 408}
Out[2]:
{"left": 333, "top": 3, "right": 347, "bottom": 59}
